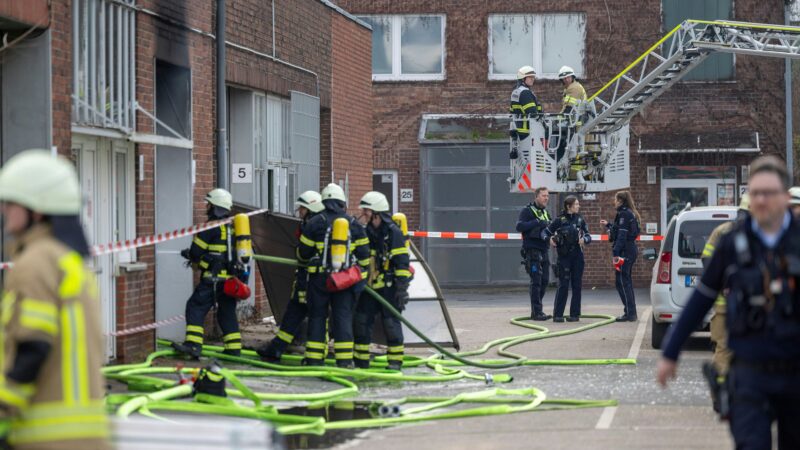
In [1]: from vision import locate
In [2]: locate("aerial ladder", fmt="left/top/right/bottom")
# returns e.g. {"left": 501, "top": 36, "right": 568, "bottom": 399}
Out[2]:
{"left": 509, "top": 19, "right": 800, "bottom": 193}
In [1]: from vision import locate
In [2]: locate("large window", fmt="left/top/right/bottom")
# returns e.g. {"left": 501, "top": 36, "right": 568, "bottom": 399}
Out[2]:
{"left": 489, "top": 14, "right": 586, "bottom": 80}
{"left": 662, "top": 0, "right": 733, "bottom": 81}
{"left": 359, "top": 15, "right": 446, "bottom": 81}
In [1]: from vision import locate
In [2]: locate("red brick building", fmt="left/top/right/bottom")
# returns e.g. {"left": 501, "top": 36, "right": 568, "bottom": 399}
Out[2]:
{"left": 338, "top": 0, "right": 791, "bottom": 288}
{"left": 0, "top": 0, "right": 372, "bottom": 361}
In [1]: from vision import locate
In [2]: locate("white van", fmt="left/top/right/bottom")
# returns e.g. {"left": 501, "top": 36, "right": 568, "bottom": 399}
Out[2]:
{"left": 649, "top": 205, "right": 738, "bottom": 349}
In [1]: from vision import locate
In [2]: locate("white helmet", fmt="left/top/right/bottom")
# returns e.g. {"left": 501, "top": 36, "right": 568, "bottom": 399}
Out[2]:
{"left": 321, "top": 183, "right": 347, "bottom": 203}
{"left": 516, "top": 65, "right": 536, "bottom": 80}
{"left": 359, "top": 191, "right": 390, "bottom": 213}
{"left": 205, "top": 188, "right": 233, "bottom": 210}
{"left": 296, "top": 190, "right": 324, "bottom": 213}
{"left": 558, "top": 65, "right": 576, "bottom": 80}
{"left": 0, "top": 149, "right": 81, "bottom": 214}
{"left": 790, "top": 186, "right": 800, "bottom": 206}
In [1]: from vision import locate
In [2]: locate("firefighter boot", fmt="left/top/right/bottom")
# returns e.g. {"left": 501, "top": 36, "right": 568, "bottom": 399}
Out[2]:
{"left": 172, "top": 341, "right": 202, "bottom": 359}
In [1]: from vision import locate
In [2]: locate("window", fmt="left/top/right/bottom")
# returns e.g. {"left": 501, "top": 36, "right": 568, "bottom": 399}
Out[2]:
{"left": 662, "top": 0, "right": 733, "bottom": 81}
{"left": 489, "top": 14, "right": 586, "bottom": 80}
{"left": 359, "top": 15, "right": 446, "bottom": 81}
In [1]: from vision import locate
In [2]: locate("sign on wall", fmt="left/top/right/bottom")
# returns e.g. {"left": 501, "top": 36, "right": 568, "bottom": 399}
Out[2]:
{"left": 232, "top": 163, "right": 253, "bottom": 184}
{"left": 401, "top": 188, "right": 414, "bottom": 203}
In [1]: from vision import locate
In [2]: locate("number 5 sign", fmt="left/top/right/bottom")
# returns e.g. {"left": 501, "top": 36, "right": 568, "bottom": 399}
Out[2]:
{"left": 232, "top": 164, "right": 253, "bottom": 184}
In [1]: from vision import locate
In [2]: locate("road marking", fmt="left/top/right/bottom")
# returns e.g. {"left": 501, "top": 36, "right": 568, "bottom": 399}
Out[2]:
{"left": 595, "top": 406, "right": 618, "bottom": 430}
{"left": 628, "top": 306, "right": 652, "bottom": 360}
{"left": 596, "top": 307, "right": 652, "bottom": 430}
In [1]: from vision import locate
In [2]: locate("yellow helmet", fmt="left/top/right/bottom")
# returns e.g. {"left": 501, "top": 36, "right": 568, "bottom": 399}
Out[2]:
{"left": 516, "top": 65, "right": 536, "bottom": 80}
{"left": 0, "top": 149, "right": 81, "bottom": 214}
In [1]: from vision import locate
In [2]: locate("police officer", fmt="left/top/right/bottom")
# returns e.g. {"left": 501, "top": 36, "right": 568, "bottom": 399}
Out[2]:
{"left": 173, "top": 188, "right": 242, "bottom": 358}
{"left": 701, "top": 194, "right": 750, "bottom": 381}
{"left": 517, "top": 186, "right": 553, "bottom": 321}
{"left": 790, "top": 186, "right": 800, "bottom": 219}
{"left": 510, "top": 65, "right": 544, "bottom": 149}
{"left": 658, "top": 156, "right": 800, "bottom": 449}
{"left": 257, "top": 191, "right": 324, "bottom": 362}
{"left": 353, "top": 192, "right": 411, "bottom": 371}
{"left": 600, "top": 191, "right": 641, "bottom": 322}
{"left": 297, "top": 183, "right": 370, "bottom": 368}
{"left": 0, "top": 150, "right": 110, "bottom": 449}
{"left": 543, "top": 195, "right": 591, "bottom": 322}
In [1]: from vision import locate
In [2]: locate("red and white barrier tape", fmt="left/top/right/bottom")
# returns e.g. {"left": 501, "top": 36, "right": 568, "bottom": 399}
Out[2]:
{"left": 0, "top": 208, "right": 270, "bottom": 270}
{"left": 107, "top": 314, "right": 185, "bottom": 337}
{"left": 409, "top": 231, "right": 663, "bottom": 241}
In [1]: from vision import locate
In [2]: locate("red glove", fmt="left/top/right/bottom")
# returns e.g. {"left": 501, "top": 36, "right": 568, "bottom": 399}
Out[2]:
{"left": 613, "top": 257, "right": 625, "bottom": 272}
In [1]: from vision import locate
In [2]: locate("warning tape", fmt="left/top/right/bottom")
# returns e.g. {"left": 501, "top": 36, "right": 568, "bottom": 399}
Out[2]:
{"left": 107, "top": 314, "right": 185, "bottom": 337}
{"left": 409, "top": 231, "right": 663, "bottom": 241}
{"left": 0, "top": 208, "right": 270, "bottom": 270}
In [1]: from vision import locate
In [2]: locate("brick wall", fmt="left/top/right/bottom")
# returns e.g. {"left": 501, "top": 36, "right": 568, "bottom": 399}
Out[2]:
{"left": 331, "top": 13, "right": 373, "bottom": 208}
{"left": 51, "top": 0, "right": 71, "bottom": 157}
{"left": 338, "top": 0, "right": 787, "bottom": 287}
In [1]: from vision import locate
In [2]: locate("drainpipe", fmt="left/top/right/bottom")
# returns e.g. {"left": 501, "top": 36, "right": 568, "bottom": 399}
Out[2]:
{"left": 787, "top": 3, "right": 794, "bottom": 184}
{"left": 217, "top": 0, "right": 228, "bottom": 189}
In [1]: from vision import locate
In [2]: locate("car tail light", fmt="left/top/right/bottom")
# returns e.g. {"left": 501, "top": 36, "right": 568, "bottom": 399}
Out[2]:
{"left": 657, "top": 251, "right": 672, "bottom": 284}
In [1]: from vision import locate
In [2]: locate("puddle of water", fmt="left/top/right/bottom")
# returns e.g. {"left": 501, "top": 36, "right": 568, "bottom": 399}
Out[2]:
{"left": 279, "top": 402, "right": 379, "bottom": 450}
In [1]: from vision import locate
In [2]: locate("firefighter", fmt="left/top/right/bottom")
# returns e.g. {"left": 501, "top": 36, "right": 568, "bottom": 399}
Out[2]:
{"left": 0, "top": 150, "right": 110, "bottom": 449}
{"left": 600, "top": 191, "right": 641, "bottom": 322}
{"left": 257, "top": 191, "right": 324, "bottom": 362}
{"left": 790, "top": 186, "right": 800, "bottom": 218}
{"left": 510, "top": 65, "right": 544, "bottom": 144}
{"left": 297, "top": 183, "right": 370, "bottom": 368}
{"left": 542, "top": 195, "right": 591, "bottom": 322}
{"left": 353, "top": 192, "right": 411, "bottom": 371}
{"left": 658, "top": 156, "right": 800, "bottom": 449}
{"left": 516, "top": 186, "right": 553, "bottom": 321}
{"left": 173, "top": 188, "right": 242, "bottom": 358}
{"left": 558, "top": 65, "right": 586, "bottom": 116}
{"left": 698, "top": 193, "right": 749, "bottom": 416}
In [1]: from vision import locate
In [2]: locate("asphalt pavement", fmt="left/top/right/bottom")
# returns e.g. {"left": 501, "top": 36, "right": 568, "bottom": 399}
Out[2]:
{"left": 331, "top": 287, "right": 733, "bottom": 450}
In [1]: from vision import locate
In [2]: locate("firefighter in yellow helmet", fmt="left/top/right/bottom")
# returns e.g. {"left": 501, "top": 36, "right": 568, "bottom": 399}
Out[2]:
{"left": 173, "top": 188, "right": 243, "bottom": 358}
{"left": 699, "top": 193, "right": 749, "bottom": 415}
{"left": 0, "top": 150, "right": 110, "bottom": 449}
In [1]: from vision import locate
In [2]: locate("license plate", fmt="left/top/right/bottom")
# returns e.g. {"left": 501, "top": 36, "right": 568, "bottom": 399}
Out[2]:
{"left": 685, "top": 275, "right": 697, "bottom": 287}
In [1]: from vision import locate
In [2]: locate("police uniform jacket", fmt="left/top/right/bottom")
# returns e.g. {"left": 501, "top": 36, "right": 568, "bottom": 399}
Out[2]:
{"left": 543, "top": 212, "right": 591, "bottom": 256}
{"left": 607, "top": 206, "right": 639, "bottom": 257}
{"left": 517, "top": 203, "right": 551, "bottom": 251}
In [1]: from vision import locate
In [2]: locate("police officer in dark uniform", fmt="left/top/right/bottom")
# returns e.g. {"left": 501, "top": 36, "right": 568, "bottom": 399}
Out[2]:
{"left": 543, "top": 195, "right": 591, "bottom": 322}
{"left": 297, "top": 183, "right": 370, "bottom": 368}
{"left": 658, "top": 156, "right": 800, "bottom": 449}
{"left": 173, "top": 188, "right": 243, "bottom": 358}
{"left": 257, "top": 191, "right": 324, "bottom": 362}
{"left": 517, "top": 186, "right": 553, "bottom": 321}
{"left": 353, "top": 192, "right": 412, "bottom": 371}
{"left": 601, "top": 191, "right": 641, "bottom": 322}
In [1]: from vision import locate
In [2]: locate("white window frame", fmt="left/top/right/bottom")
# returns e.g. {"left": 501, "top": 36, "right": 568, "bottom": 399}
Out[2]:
{"left": 487, "top": 13, "right": 586, "bottom": 81}
{"left": 112, "top": 141, "right": 136, "bottom": 264}
{"left": 374, "top": 169, "right": 399, "bottom": 214}
{"left": 361, "top": 14, "right": 447, "bottom": 82}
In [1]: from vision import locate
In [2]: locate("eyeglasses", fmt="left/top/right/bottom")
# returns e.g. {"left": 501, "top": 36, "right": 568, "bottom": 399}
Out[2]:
{"left": 748, "top": 189, "right": 784, "bottom": 199}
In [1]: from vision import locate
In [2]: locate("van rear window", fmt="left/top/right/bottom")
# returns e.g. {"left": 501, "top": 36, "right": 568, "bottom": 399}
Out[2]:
{"left": 677, "top": 220, "right": 729, "bottom": 259}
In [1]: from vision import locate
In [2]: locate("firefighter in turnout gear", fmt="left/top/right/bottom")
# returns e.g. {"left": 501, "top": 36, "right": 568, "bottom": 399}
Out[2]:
{"left": 173, "top": 188, "right": 243, "bottom": 358}
{"left": 257, "top": 191, "right": 324, "bottom": 362}
{"left": 353, "top": 192, "right": 412, "bottom": 371}
{"left": 297, "top": 183, "right": 370, "bottom": 368}
{"left": 509, "top": 65, "right": 543, "bottom": 160}
{"left": 0, "top": 150, "right": 110, "bottom": 449}
{"left": 698, "top": 193, "right": 750, "bottom": 417}
{"left": 542, "top": 196, "right": 591, "bottom": 322}
{"left": 516, "top": 187, "right": 553, "bottom": 321}
{"left": 558, "top": 66, "right": 587, "bottom": 116}
{"left": 659, "top": 156, "right": 800, "bottom": 449}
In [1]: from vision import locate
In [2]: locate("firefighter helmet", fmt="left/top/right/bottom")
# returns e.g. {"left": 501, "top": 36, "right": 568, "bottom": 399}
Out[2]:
{"left": 296, "top": 190, "right": 324, "bottom": 213}
{"left": 321, "top": 183, "right": 347, "bottom": 203}
{"left": 359, "top": 191, "right": 390, "bottom": 213}
{"left": 0, "top": 149, "right": 81, "bottom": 215}
{"left": 516, "top": 65, "right": 536, "bottom": 80}
{"left": 205, "top": 188, "right": 233, "bottom": 210}
{"left": 558, "top": 65, "right": 576, "bottom": 80}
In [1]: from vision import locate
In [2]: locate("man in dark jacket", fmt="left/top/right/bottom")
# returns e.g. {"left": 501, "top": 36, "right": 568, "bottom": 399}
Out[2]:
{"left": 516, "top": 186, "right": 553, "bottom": 320}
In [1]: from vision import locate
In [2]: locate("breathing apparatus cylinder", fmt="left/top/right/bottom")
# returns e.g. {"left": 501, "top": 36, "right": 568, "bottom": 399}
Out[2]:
{"left": 233, "top": 213, "right": 252, "bottom": 264}
{"left": 330, "top": 217, "right": 350, "bottom": 271}
{"left": 392, "top": 212, "right": 409, "bottom": 248}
